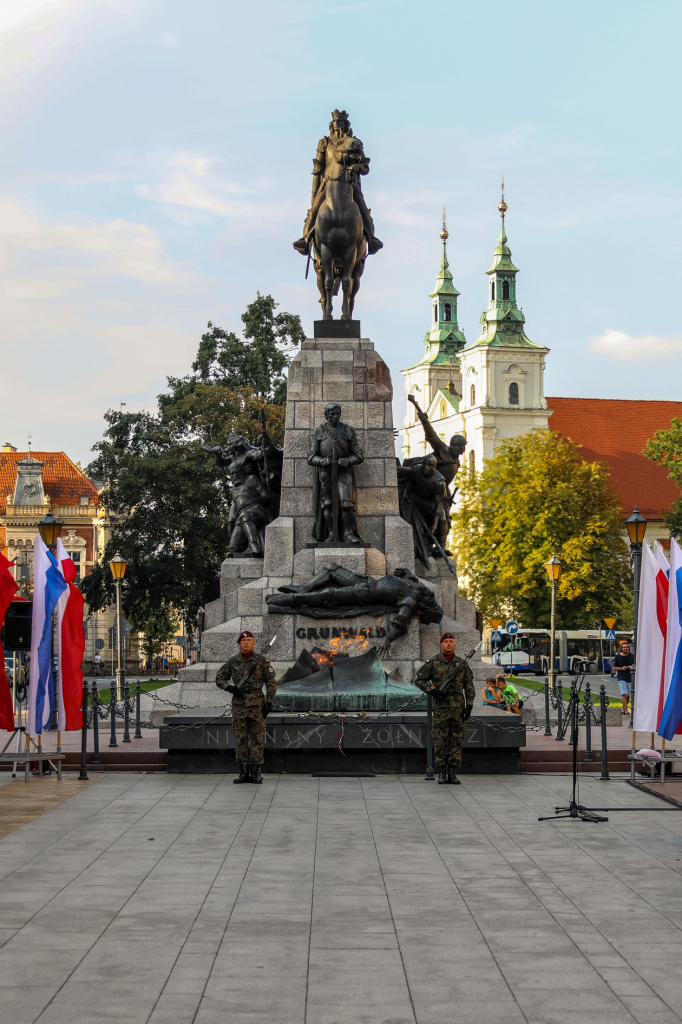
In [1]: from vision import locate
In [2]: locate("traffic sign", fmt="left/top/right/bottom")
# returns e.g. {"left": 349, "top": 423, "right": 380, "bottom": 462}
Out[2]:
{"left": 489, "top": 617, "right": 503, "bottom": 630}
{"left": 605, "top": 629, "right": 616, "bottom": 640}
{"left": 506, "top": 620, "right": 519, "bottom": 635}
{"left": 603, "top": 616, "right": 617, "bottom": 630}
{"left": 491, "top": 630, "right": 502, "bottom": 641}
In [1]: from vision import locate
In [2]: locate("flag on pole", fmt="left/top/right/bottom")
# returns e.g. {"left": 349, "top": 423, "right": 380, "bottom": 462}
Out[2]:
{"left": 658, "top": 538, "right": 682, "bottom": 741}
{"left": 28, "top": 538, "right": 68, "bottom": 735}
{"left": 633, "top": 543, "right": 668, "bottom": 731}
{"left": 55, "top": 538, "right": 85, "bottom": 731}
{"left": 654, "top": 541, "right": 670, "bottom": 576}
{"left": 0, "top": 552, "right": 18, "bottom": 731}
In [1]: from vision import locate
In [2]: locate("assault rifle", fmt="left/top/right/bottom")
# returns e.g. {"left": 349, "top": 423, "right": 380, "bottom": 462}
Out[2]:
{"left": 435, "top": 640, "right": 483, "bottom": 697}
{"left": 226, "top": 635, "right": 278, "bottom": 696}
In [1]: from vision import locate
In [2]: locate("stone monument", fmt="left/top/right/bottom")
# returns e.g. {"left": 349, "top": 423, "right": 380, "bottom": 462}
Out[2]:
{"left": 178, "top": 320, "right": 485, "bottom": 708}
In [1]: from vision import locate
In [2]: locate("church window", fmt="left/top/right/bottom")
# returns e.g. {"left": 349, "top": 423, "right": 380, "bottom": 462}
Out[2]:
{"left": 444, "top": 303, "right": 451, "bottom": 322}
{"left": 491, "top": 281, "right": 495, "bottom": 300}
{"left": 502, "top": 280, "right": 510, "bottom": 300}
{"left": 469, "top": 450, "right": 476, "bottom": 472}
{"left": 470, "top": 384, "right": 476, "bottom": 406}
{"left": 509, "top": 382, "right": 519, "bottom": 405}
{"left": 440, "top": 400, "right": 447, "bottom": 419}
{"left": 433, "top": 304, "right": 438, "bottom": 322}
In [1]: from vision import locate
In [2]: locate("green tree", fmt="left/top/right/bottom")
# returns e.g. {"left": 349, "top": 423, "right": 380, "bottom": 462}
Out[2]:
{"left": 192, "top": 293, "right": 304, "bottom": 404}
{"left": 644, "top": 416, "right": 682, "bottom": 539}
{"left": 451, "top": 431, "right": 631, "bottom": 628}
{"left": 80, "top": 294, "right": 297, "bottom": 627}
{"left": 131, "top": 605, "right": 179, "bottom": 665}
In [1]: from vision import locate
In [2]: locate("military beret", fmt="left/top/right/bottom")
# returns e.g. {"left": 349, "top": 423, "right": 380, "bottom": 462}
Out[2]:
{"left": 237, "top": 630, "right": 254, "bottom": 642}
{"left": 440, "top": 632, "right": 455, "bottom": 642}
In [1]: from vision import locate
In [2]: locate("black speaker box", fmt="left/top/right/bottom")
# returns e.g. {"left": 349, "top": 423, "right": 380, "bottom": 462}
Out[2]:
{"left": 1, "top": 601, "right": 33, "bottom": 651}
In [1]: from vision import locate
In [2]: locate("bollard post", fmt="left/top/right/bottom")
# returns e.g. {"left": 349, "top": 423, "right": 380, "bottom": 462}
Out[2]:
{"left": 134, "top": 681, "right": 142, "bottom": 739}
{"left": 109, "top": 682, "right": 118, "bottom": 748}
{"left": 123, "top": 682, "right": 131, "bottom": 743}
{"left": 425, "top": 694, "right": 435, "bottom": 780}
{"left": 584, "top": 680, "right": 593, "bottom": 761}
{"left": 91, "top": 682, "right": 101, "bottom": 764}
{"left": 568, "top": 682, "right": 577, "bottom": 746}
{"left": 78, "top": 679, "right": 89, "bottom": 780}
{"left": 599, "top": 685, "right": 610, "bottom": 781}
{"left": 543, "top": 677, "right": 552, "bottom": 736}
{"left": 555, "top": 681, "right": 563, "bottom": 740}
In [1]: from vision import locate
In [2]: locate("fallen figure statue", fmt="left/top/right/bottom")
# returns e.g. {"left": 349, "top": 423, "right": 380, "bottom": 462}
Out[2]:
{"left": 265, "top": 561, "right": 443, "bottom": 651}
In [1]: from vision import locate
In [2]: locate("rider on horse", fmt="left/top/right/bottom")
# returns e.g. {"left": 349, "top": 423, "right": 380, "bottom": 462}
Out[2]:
{"left": 293, "top": 110, "right": 383, "bottom": 258}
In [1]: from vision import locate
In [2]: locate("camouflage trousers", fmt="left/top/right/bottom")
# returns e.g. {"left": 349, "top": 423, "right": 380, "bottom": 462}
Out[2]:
{"left": 432, "top": 705, "right": 465, "bottom": 767}
{"left": 232, "top": 706, "right": 266, "bottom": 765}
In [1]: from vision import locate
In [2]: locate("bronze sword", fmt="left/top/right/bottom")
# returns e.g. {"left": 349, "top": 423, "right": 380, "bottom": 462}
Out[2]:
{"left": 331, "top": 437, "right": 340, "bottom": 542}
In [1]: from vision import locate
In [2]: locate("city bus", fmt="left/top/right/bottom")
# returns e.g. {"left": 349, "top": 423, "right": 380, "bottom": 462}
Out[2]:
{"left": 491, "top": 629, "right": 634, "bottom": 675}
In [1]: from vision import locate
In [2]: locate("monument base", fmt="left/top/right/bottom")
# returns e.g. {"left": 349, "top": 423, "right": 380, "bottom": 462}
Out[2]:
{"left": 160, "top": 710, "right": 525, "bottom": 775}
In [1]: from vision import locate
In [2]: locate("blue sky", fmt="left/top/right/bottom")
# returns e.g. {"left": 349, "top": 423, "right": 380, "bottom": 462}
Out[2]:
{"left": 1, "top": 0, "right": 680, "bottom": 465}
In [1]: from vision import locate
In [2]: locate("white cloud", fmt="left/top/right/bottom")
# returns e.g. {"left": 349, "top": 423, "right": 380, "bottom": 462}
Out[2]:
{"left": 0, "top": 199, "right": 177, "bottom": 282}
{"left": 590, "top": 328, "right": 682, "bottom": 361}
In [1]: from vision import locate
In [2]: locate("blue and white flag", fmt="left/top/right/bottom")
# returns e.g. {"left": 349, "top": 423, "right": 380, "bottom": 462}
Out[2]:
{"left": 28, "top": 538, "right": 68, "bottom": 735}
{"left": 658, "top": 538, "right": 682, "bottom": 741}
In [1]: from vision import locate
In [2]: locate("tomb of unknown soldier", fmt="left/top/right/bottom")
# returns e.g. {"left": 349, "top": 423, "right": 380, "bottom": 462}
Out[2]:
{"left": 164, "top": 110, "right": 525, "bottom": 776}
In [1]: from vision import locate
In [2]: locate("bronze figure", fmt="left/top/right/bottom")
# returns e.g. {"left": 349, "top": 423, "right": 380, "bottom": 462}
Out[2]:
{"left": 293, "top": 110, "right": 382, "bottom": 319}
{"left": 308, "top": 403, "right": 364, "bottom": 544}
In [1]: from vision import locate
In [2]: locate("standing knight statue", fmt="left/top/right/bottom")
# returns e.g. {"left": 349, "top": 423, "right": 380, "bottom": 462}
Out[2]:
{"left": 308, "top": 403, "right": 364, "bottom": 544}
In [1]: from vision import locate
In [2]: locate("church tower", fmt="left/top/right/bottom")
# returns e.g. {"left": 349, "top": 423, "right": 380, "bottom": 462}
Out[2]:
{"left": 458, "top": 184, "right": 550, "bottom": 473}
{"left": 401, "top": 211, "right": 466, "bottom": 458}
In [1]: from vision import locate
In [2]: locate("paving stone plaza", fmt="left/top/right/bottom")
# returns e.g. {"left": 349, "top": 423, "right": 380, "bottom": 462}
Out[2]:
{"left": 2, "top": 771, "right": 682, "bottom": 1024}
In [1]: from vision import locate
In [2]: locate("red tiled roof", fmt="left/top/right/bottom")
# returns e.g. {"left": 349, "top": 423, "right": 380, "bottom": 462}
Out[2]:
{"left": 0, "top": 452, "right": 98, "bottom": 509}
{"left": 547, "top": 398, "right": 682, "bottom": 521}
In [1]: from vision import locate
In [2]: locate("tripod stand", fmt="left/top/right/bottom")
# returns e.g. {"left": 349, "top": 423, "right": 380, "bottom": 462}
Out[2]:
{"left": 539, "top": 673, "right": 608, "bottom": 824}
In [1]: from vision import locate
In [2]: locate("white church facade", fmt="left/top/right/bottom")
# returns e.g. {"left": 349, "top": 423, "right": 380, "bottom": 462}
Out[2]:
{"left": 401, "top": 196, "right": 551, "bottom": 476}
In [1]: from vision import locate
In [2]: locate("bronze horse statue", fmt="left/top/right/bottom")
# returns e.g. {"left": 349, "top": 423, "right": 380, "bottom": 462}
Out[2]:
{"left": 313, "top": 135, "right": 367, "bottom": 320}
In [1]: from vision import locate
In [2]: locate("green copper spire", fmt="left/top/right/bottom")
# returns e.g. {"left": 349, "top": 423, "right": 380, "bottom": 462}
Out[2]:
{"left": 403, "top": 209, "right": 466, "bottom": 373}
{"left": 467, "top": 182, "right": 541, "bottom": 350}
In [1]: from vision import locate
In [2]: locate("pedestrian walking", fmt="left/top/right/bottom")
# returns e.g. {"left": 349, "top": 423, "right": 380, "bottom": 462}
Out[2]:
{"left": 613, "top": 641, "right": 635, "bottom": 716}
{"left": 415, "top": 632, "right": 475, "bottom": 785}
{"left": 215, "top": 631, "right": 277, "bottom": 785}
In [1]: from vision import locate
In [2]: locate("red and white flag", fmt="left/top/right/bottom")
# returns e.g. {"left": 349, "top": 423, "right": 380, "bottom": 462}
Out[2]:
{"left": 633, "top": 542, "right": 669, "bottom": 732}
{"left": 0, "top": 552, "right": 18, "bottom": 731}
{"left": 55, "top": 538, "right": 85, "bottom": 731}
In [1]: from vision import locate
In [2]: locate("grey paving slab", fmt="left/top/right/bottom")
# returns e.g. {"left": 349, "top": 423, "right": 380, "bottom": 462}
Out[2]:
{"left": 0, "top": 774, "right": 682, "bottom": 1022}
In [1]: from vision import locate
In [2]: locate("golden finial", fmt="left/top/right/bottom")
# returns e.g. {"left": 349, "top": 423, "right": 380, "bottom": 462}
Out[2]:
{"left": 440, "top": 205, "right": 449, "bottom": 241}
{"left": 498, "top": 176, "right": 507, "bottom": 215}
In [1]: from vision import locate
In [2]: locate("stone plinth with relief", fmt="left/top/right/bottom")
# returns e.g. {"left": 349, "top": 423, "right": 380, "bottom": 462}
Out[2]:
{"left": 178, "top": 322, "right": 484, "bottom": 709}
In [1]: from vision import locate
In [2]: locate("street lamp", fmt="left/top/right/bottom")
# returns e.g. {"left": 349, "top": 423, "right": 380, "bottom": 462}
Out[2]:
{"left": 109, "top": 554, "right": 127, "bottom": 703}
{"left": 38, "top": 512, "right": 63, "bottom": 729}
{"left": 625, "top": 508, "right": 647, "bottom": 745}
{"left": 545, "top": 554, "right": 562, "bottom": 697}
{"left": 37, "top": 512, "right": 63, "bottom": 550}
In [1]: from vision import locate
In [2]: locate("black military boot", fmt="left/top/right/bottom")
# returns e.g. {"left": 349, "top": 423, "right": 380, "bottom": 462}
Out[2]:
{"left": 250, "top": 764, "right": 263, "bottom": 784}
{"left": 233, "top": 763, "right": 250, "bottom": 784}
{"left": 437, "top": 767, "right": 448, "bottom": 784}
{"left": 448, "top": 766, "right": 461, "bottom": 785}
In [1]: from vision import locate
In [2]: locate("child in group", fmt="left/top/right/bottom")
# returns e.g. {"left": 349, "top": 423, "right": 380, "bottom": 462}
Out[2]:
{"left": 481, "top": 677, "right": 507, "bottom": 710}
{"left": 497, "top": 672, "right": 524, "bottom": 715}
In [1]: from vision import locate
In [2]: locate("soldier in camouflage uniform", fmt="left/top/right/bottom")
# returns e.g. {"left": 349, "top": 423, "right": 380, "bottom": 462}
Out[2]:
{"left": 215, "top": 630, "right": 277, "bottom": 785}
{"left": 415, "top": 632, "right": 475, "bottom": 785}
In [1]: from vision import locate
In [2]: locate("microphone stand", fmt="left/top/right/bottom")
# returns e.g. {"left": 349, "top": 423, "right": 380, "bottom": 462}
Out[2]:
{"left": 539, "top": 670, "right": 608, "bottom": 824}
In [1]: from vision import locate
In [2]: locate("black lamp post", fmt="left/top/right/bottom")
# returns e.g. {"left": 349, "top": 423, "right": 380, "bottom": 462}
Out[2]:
{"left": 545, "top": 554, "right": 562, "bottom": 698}
{"left": 38, "top": 512, "right": 63, "bottom": 731}
{"left": 625, "top": 508, "right": 647, "bottom": 744}
{"left": 109, "top": 553, "right": 127, "bottom": 703}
